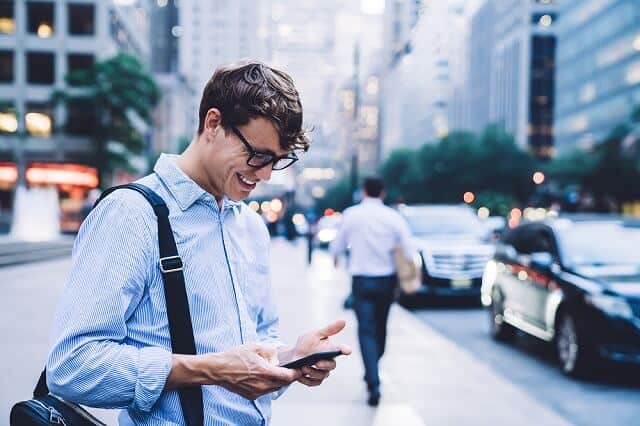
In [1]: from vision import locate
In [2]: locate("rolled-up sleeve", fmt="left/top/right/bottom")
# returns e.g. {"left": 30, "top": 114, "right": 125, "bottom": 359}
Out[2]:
{"left": 46, "top": 195, "right": 172, "bottom": 412}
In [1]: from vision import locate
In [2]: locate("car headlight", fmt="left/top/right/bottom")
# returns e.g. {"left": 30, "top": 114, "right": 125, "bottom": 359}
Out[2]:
{"left": 585, "top": 294, "right": 633, "bottom": 319}
{"left": 317, "top": 229, "right": 337, "bottom": 243}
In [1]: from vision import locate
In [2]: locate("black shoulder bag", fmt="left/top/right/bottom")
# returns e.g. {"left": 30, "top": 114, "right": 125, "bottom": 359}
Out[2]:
{"left": 10, "top": 183, "right": 204, "bottom": 426}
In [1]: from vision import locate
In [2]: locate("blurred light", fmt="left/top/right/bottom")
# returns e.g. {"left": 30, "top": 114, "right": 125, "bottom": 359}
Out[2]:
{"left": 508, "top": 218, "right": 519, "bottom": 228}
{"left": 311, "top": 186, "right": 326, "bottom": 198}
{"left": 248, "top": 200, "right": 259, "bottom": 211}
{"left": 292, "top": 213, "right": 306, "bottom": 226}
{"left": 539, "top": 15, "right": 552, "bottom": 27}
{"left": 0, "top": 18, "right": 15, "bottom": 34}
{"left": 270, "top": 198, "right": 283, "bottom": 213}
{"left": 0, "top": 112, "right": 18, "bottom": 133}
{"left": 366, "top": 77, "right": 379, "bottom": 95}
{"left": 302, "top": 168, "right": 335, "bottom": 180}
{"left": 171, "top": 25, "right": 182, "bottom": 37}
{"left": 278, "top": 24, "right": 292, "bottom": 38}
{"left": 317, "top": 228, "right": 337, "bottom": 243}
{"left": 157, "top": 0, "right": 168, "bottom": 6}
{"left": 634, "top": 35, "right": 640, "bottom": 52}
{"left": 324, "top": 208, "right": 335, "bottom": 216}
{"left": 266, "top": 211, "right": 278, "bottom": 223}
{"left": 0, "top": 164, "right": 17, "bottom": 183}
{"left": 26, "top": 164, "right": 98, "bottom": 188}
{"left": 518, "top": 270, "right": 528, "bottom": 281}
{"left": 25, "top": 113, "right": 52, "bottom": 137}
{"left": 477, "top": 207, "right": 490, "bottom": 219}
{"left": 463, "top": 191, "right": 475, "bottom": 203}
{"left": 37, "top": 23, "right": 53, "bottom": 38}
{"left": 533, "top": 171, "right": 545, "bottom": 185}
{"left": 510, "top": 208, "right": 522, "bottom": 219}
{"left": 114, "top": 0, "right": 137, "bottom": 4}
{"left": 261, "top": 201, "right": 271, "bottom": 212}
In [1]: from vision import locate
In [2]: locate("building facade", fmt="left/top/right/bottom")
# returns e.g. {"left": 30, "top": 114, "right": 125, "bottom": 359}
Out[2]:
{"left": 0, "top": 0, "right": 151, "bottom": 232}
{"left": 178, "top": 0, "right": 266, "bottom": 130}
{"left": 554, "top": 0, "right": 640, "bottom": 152}
{"left": 489, "top": 0, "right": 558, "bottom": 156}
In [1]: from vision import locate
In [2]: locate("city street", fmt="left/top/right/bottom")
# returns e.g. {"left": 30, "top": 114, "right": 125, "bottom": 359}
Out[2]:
{"left": 1, "top": 239, "right": 638, "bottom": 425}
{"left": 413, "top": 304, "right": 640, "bottom": 426}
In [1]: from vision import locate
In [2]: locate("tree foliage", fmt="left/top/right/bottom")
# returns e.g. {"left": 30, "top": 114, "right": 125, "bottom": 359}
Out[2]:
{"left": 52, "top": 54, "right": 160, "bottom": 187}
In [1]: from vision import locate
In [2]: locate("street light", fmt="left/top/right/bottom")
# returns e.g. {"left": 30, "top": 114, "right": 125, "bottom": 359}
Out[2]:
{"left": 463, "top": 191, "right": 475, "bottom": 204}
{"left": 533, "top": 171, "right": 545, "bottom": 185}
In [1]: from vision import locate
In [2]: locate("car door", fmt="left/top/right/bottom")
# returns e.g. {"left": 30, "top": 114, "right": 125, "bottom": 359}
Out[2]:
{"left": 525, "top": 228, "right": 558, "bottom": 331}
{"left": 496, "top": 227, "right": 530, "bottom": 319}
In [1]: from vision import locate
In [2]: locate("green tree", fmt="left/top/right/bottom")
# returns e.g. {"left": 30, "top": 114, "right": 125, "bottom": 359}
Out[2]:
{"left": 52, "top": 54, "right": 160, "bottom": 187}
{"left": 315, "top": 177, "right": 353, "bottom": 214}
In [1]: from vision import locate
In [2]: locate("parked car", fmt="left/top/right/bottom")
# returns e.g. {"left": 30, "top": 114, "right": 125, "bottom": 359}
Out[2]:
{"left": 481, "top": 215, "right": 640, "bottom": 376}
{"left": 398, "top": 205, "right": 495, "bottom": 302}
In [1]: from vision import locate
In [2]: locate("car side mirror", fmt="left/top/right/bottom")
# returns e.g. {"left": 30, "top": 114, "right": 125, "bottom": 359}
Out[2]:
{"left": 530, "top": 252, "right": 554, "bottom": 271}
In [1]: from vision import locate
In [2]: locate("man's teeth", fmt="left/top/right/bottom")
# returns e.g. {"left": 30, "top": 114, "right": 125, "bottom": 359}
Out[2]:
{"left": 238, "top": 174, "right": 256, "bottom": 185}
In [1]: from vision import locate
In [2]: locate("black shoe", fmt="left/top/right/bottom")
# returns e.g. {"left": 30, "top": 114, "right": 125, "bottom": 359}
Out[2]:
{"left": 367, "top": 389, "right": 380, "bottom": 407}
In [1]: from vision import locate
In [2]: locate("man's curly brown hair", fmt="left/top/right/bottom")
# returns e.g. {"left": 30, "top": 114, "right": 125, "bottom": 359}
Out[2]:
{"left": 198, "top": 61, "right": 310, "bottom": 152}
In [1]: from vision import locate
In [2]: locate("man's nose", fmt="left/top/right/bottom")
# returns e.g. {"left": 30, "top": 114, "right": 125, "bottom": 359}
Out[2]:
{"left": 255, "top": 164, "right": 273, "bottom": 181}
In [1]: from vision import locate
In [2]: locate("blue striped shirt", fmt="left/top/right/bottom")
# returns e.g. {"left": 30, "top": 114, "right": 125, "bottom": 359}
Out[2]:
{"left": 47, "top": 154, "right": 283, "bottom": 425}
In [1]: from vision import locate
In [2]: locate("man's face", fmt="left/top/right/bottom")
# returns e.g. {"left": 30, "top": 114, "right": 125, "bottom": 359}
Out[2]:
{"left": 205, "top": 116, "right": 287, "bottom": 202}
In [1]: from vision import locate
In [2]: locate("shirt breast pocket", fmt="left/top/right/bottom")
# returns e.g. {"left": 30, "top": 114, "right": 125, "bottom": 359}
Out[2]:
{"left": 239, "top": 261, "right": 270, "bottom": 323}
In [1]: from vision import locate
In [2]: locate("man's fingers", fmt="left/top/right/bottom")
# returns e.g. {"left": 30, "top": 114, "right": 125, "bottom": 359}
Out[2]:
{"left": 297, "top": 376, "right": 323, "bottom": 387}
{"left": 316, "top": 319, "right": 347, "bottom": 339}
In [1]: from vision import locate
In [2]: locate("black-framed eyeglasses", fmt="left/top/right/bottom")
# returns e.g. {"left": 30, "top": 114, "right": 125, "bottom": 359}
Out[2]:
{"left": 230, "top": 126, "right": 299, "bottom": 171}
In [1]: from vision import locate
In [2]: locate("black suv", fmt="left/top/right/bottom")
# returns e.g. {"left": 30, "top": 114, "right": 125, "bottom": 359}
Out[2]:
{"left": 481, "top": 215, "right": 640, "bottom": 376}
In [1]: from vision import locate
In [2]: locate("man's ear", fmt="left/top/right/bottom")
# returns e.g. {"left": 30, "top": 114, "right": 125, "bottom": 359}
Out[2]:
{"left": 204, "top": 108, "right": 222, "bottom": 135}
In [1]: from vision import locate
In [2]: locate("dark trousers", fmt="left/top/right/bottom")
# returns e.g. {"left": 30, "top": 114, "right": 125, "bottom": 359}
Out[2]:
{"left": 352, "top": 274, "right": 396, "bottom": 391}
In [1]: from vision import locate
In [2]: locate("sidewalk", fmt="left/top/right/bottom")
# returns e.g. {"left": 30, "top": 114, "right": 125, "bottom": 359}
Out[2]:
{"left": 270, "top": 238, "right": 571, "bottom": 426}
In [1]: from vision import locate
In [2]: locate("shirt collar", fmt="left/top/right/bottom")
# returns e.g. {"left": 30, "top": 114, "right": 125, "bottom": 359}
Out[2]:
{"left": 361, "top": 197, "right": 383, "bottom": 205}
{"left": 153, "top": 153, "right": 242, "bottom": 214}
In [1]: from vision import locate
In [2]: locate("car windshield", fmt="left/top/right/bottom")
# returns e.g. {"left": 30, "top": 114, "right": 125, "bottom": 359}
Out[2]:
{"left": 556, "top": 222, "right": 640, "bottom": 267}
{"left": 401, "top": 208, "right": 482, "bottom": 236}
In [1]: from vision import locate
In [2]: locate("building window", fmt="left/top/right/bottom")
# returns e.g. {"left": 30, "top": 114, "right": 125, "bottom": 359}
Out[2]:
{"left": 25, "top": 103, "right": 53, "bottom": 137}
{"left": 0, "top": 50, "right": 13, "bottom": 82}
{"left": 27, "top": 52, "right": 55, "bottom": 84}
{"left": 27, "top": 2, "right": 55, "bottom": 38}
{"left": 0, "top": 2, "right": 15, "bottom": 34}
{"left": 0, "top": 103, "right": 17, "bottom": 133}
{"left": 68, "top": 4, "right": 95, "bottom": 35}
{"left": 66, "top": 54, "right": 94, "bottom": 85}
{"left": 65, "top": 99, "right": 96, "bottom": 136}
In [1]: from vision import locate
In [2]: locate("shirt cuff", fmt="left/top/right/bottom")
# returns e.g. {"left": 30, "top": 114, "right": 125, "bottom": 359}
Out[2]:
{"left": 131, "top": 346, "right": 173, "bottom": 413}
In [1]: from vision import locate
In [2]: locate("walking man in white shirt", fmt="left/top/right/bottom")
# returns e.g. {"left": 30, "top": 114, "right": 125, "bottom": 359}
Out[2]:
{"left": 330, "top": 177, "right": 413, "bottom": 406}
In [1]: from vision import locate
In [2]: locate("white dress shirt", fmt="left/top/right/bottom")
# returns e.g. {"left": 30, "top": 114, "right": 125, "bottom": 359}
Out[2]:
{"left": 330, "top": 197, "right": 414, "bottom": 276}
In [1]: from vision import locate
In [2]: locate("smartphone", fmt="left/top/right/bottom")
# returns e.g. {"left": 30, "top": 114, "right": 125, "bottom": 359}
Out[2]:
{"left": 280, "top": 350, "right": 343, "bottom": 369}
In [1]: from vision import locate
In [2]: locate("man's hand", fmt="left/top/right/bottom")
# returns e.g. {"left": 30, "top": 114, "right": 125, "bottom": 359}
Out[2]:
{"left": 279, "top": 320, "right": 352, "bottom": 387}
{"left": 166, "top": 343, "right": 301, "bottom": 400}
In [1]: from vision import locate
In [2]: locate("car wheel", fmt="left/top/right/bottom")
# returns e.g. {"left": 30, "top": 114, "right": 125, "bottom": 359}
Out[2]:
{"left": 489, "top": 287, "right": 515, "bottom": 341}
{"left": 555, "top": 311, "right": 593, "bottom": 376}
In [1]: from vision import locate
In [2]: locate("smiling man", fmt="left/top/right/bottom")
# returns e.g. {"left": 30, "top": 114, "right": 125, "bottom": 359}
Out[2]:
{"left": 46, "top": 62, "right": 351, "bottom": 425}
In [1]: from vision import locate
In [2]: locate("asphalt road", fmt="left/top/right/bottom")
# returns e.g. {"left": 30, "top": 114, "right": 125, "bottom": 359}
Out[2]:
{"left": 412, "top": 300, "right": 640, "bottom": 426}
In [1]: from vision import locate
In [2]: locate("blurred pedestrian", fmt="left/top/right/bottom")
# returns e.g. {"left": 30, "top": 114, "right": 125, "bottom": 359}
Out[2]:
{"left": 330, "top": 177, "right": 413, "bottom": 406}
{"left": 45, "top": 61, "right": 351, "bottom": 425}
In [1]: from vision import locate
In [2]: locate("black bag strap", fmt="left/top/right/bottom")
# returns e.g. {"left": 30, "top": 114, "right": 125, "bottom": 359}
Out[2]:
{"left": 35, "top": 183, "right": 204, "bottom": 426}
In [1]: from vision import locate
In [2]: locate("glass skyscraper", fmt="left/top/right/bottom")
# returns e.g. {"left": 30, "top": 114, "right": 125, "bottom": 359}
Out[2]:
{"left": 554, "top": 0, "right": 640, "bottom": 152}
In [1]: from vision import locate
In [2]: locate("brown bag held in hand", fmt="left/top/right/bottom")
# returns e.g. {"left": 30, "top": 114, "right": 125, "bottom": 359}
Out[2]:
{"left": 394, "top": 246, "right": 422, "bottom": 294}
